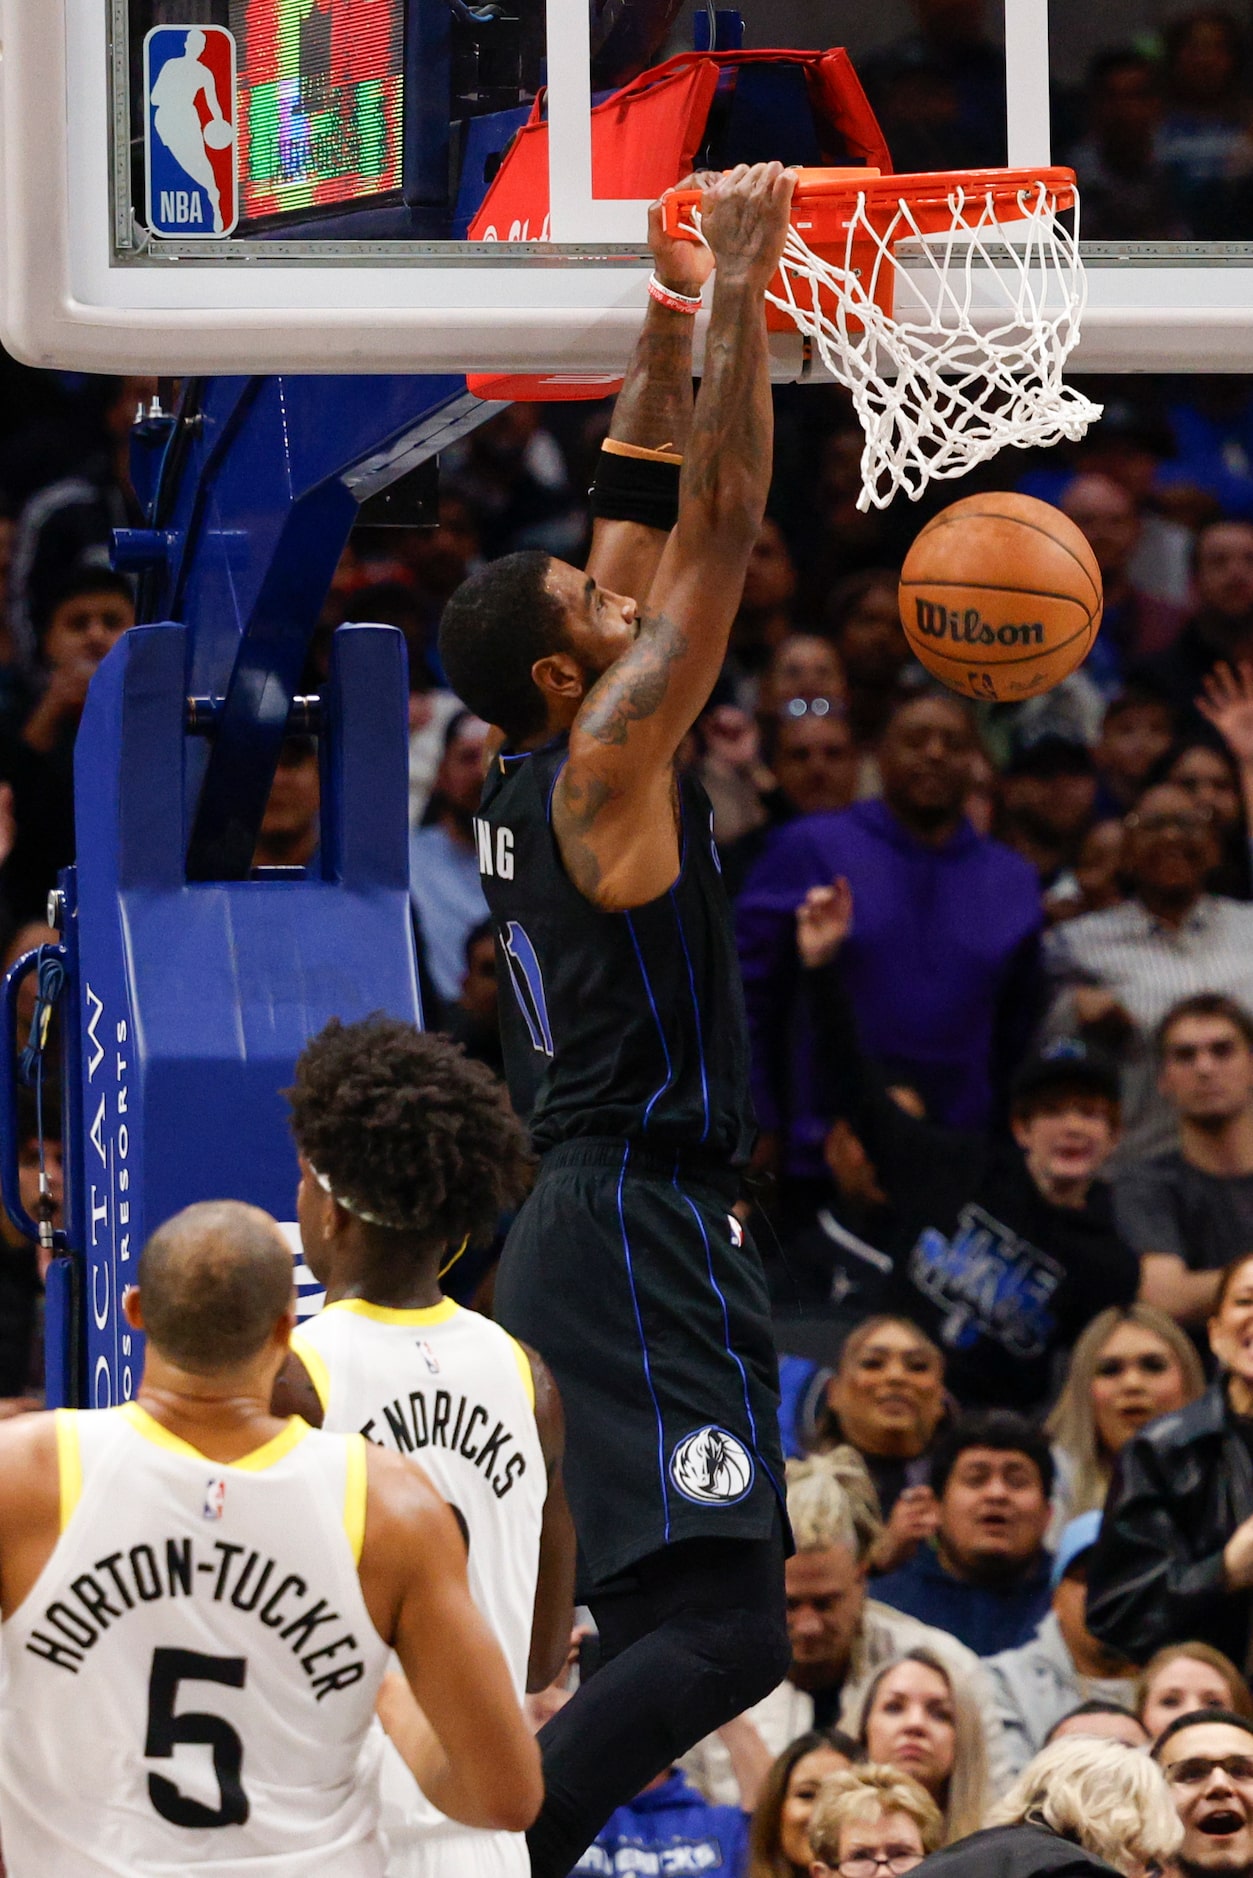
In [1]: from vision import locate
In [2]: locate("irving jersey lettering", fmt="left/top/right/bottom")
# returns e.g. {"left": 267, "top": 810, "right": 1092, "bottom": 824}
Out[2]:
{"left": 477, "top": 735, "right": 755, "bottom": 1159}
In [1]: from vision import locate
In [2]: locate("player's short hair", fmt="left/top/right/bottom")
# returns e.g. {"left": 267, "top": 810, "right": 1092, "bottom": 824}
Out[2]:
{"left": 438, "top": 550, "right": 571, "bottom": 743}
{"left": 138, "top": 1201, "right": 294, "bottom": 1374}
{"left": 808, "top": 1764, "right": 944, "bottom": 1867}
{"left": 930, "top": 1409, "right": 1055, "bottom": 1501}
{"left": 1158, "top": 991, "right": 1253, "bottom": 1056}
{"left": 287, "top": 1015, "right": 533, "bottom": 1248}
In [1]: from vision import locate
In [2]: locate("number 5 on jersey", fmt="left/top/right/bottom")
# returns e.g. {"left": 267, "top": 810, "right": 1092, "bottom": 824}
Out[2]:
{"left": 146, "top": 1648, "right": 249, "bottom": 1828}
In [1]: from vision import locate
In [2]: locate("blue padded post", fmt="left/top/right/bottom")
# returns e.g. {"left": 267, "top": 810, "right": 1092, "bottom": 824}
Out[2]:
{"left": 68, "top": 620, "right": 419, "bottom": 1408}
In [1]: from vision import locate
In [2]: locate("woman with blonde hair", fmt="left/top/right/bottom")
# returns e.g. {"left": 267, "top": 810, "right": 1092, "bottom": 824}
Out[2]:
{"left": 808, "top": 1764, "right": 943, "bottom": 1876}
{"left": 1136, "top": 1639, "right": 1253, "bottom": 1740}
{"left": 909, "top": 1735, "right": 1182, "bottom": 1878}
{"left": 854, "top": 1650, "right": 986, "bottom": 1846}
{"left": 1045, "top": 1304, "right": 1204, "bottom": 1534}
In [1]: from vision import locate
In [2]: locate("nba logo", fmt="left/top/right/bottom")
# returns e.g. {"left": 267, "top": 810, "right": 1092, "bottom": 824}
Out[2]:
{"left": 144, "top": 26, "right": 238, "bottom": 239}
{"left": 416, "top": 1341, "right": 440, "bottom": 1376}
{"left": 202, "top": 1476, "right": 227, "bottom": 1521}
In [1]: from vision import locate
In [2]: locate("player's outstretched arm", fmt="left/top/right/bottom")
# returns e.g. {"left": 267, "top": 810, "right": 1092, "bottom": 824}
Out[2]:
{"left": 359, "top": 1444, "right": 542, "bottom": 1832}
{"left": 0, "top": 1412, "right": 61, "bottom": 1619}
{"left": 554, "top": 163, "right": 795, "bottom": 910}
{"left": 522, "top": 1344, "right": 577, "bottom": 1691}
{"left": 584, "top": 176, "right": 714, "bottom": 607}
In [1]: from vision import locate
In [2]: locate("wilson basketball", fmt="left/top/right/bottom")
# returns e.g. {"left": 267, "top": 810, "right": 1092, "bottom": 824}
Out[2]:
{"left": 898, "top": 492, "right": 1103, "bottom": 704}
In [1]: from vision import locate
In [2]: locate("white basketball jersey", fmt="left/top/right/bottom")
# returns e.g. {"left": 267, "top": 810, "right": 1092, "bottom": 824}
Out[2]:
{"left": 0, "top": 1406, "right": 390, "bottom": 1878}
{"left": 293, "top": 1298, "right": 544, "bottom": 1871}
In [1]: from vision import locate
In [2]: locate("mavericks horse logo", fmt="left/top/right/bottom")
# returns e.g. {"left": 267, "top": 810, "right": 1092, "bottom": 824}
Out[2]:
{"left": 670, "top": 1426, "right": 755, "bottom": 1506}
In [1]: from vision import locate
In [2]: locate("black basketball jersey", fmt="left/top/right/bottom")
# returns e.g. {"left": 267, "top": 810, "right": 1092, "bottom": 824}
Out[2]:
{"left": 477, "top": 736, "right": 755, "bottom": 1164}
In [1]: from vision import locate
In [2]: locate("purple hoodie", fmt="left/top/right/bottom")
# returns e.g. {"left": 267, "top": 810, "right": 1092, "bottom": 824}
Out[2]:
{"left": 735, "top": 799, "right": 1043, "bottom": 1176}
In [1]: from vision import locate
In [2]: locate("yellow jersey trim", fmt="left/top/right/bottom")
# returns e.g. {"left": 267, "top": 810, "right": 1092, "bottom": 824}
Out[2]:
{"left": 324, "top": 1297, "right": 460, "bottom": 1329}
{"left": 507, "top": 1336, "right": 536, "bottom": 1412}
{"left": 289, "top": 1328, "right": 331, "bottom": 1414}
{"left": 55, "top": 1409, "right": 82, "bottom": 1532}
{"left": 119, "top": 1402, "right": 312, "bottom": 1472}
{"left": 343, "top": 1435, "right": 368, "bottom": 1565}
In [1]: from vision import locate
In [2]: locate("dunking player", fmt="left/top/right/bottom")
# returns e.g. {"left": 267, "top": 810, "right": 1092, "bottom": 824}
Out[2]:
{"left": 0, "top": 1201, "right": 540, "bottom": 1876}
{"left": 438, "top": 162, "right": 796, "bottom": 1875}
{"left": 273, "top": 1014, "right": 576, "bottom": 1878}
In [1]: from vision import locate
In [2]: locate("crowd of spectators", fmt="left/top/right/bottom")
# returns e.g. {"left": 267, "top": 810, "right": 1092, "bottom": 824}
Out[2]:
{"left": 10, "top": 11, "right": 1253, "bottom": 1872}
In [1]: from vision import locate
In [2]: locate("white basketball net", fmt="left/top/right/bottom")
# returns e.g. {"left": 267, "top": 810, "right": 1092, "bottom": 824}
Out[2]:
{"left": 765, "top": 180, "right": 1102, "bottom": 511}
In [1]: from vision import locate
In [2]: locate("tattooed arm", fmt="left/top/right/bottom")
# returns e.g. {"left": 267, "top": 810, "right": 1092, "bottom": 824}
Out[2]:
{"left": 584, "top": 176, "right": 714, "bottom": 606}
{"left": 554, "top": 162, "right": 796, "bottom": 910}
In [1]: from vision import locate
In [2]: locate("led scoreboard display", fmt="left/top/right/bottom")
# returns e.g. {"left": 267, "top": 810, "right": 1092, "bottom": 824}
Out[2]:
{"left": 226, "top": 0, "right": 404, "bottom": 223}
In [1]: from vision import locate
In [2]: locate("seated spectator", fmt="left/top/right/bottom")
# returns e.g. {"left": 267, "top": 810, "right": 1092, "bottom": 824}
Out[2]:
{"left": 807, "top": 1764, "right": 942, "bottom": 1878}
{"left": 436, "top": 920, "right": 503, "bottom": 1075}
{"left": 738, "top": 693, "right": 1042, "bottom": 1200}
{"left": 1137, "top": 1642, "right": 1253, "bottom": 1740}
{"left": 1087, "top": 1252, "right": 1253, "bottom": 1666}
{"left": 984, "top": 1511, "right": 1138, "bottom": 1779}
{"left": 1043, "top": 1700, "right": 1150, "bottom": 1752}
{"left": 997, "top": 738, "right": 1098, "bottom": 889}
{"left": 1043, "top": 781, "right": 1253, "bottom": 1171}
{"left": 871, "top": 1414, "right": 1054, "bottom": 1658}
{"left": 1093, "top": 691, "right": 1176, "bottom": 817}
{"left": 1066, "top": 49, "right": 1189, "bottom": 241}
{"left": 1152, "top": 1707, "right": 1253, "bottom": 1878}
{"left": 926, "top": 1735, "right": 1182, "bottom": 1878}
{"left": 1060, "top": 475, "right": 1188, "bottom": 691}
{"left": 1116, "top": 994, "right": 1253, "bottom": 1325}
{"left": 746, "top": 1730, "right": 853, "bottom": 1878}
{"left": 1157, "top": 732, "right": 1253, "bottom": 899}
{"left": 798, "top": 881, "right": 1139, "bottom": 1412}
{"left": 821, "top": 571, "right": 917, "bottom": 766}
{"left": 1157, "top": 10, "right": 1253, "bottom": 239}
{"left": 1138, "top": 519, "right": 1253, "bottom": 712}
{"left": 408, "top": 711, "right": 490, "bottom": 1008}
{"left": 808, "top": 1317, "right": 947, "bottom": 1573}
{"left": 1045, "top": 1305, "right": 1205, "bottom": 1534}
{"left": 0, "top": 569, "right": 134, "bottom": 922}
{"left": 252, "top": 736, "right": 320, "bottom": 872}
{"left": 441, "top": 404, "right": 583, "bottom": 560}
{"left": 1045, "top": 820, "right": 1129, "bottom": 925}
{"left": 681, "top": 1450, "right": 1012, "bottom": 1806}
{"left": 758, "top": 638, "right": 847, "bottom": 720}
{"left": 574, "top": 1764, "right": 751, "bottom": 1877}
{"left": 723, "top": 705, "right": 861, "bottom": 901}
{"left": 854, "top": 1649, "right": 986, "bottom": 1844}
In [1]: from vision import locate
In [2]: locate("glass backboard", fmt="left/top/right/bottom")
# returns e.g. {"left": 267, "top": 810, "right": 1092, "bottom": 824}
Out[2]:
{"left": 3, "top": 0, "right": 1252, "bottom": 374}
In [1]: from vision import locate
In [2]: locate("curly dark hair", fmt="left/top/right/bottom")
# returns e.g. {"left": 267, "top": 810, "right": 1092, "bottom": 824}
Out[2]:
{"left": 287, "top": 1015, "right": 533, "bottom": 1247}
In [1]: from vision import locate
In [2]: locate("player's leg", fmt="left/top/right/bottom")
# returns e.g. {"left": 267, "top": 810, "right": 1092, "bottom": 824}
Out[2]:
{"left": 527, "top": 1526, "right": 789, "bottom": 1878}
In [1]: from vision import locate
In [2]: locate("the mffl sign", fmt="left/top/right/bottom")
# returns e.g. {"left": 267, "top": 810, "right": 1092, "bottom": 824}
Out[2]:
{"left": 144, "top": 26, "right": 239, "bottom": 238}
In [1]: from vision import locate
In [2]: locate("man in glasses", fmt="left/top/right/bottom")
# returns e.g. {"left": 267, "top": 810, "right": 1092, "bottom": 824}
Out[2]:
{"left": 1044, "top": 779, "right": 1253, "bottom": 1176}
{"left": 1154, "top": 1707, "right": 1253, "bottom": 1878}
{"left": 1116, "top": 993, "right": 1253, "bottom": 1328}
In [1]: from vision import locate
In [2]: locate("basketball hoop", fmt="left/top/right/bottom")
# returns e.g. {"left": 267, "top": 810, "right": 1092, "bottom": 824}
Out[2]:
{"left": 665, "top": 166, "right": 1102, "bottom": 511}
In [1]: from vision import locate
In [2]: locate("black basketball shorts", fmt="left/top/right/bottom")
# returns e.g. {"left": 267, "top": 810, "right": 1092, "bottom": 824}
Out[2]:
{"left": 493, "top": 1136, "right": 786, "bottom": 1591}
